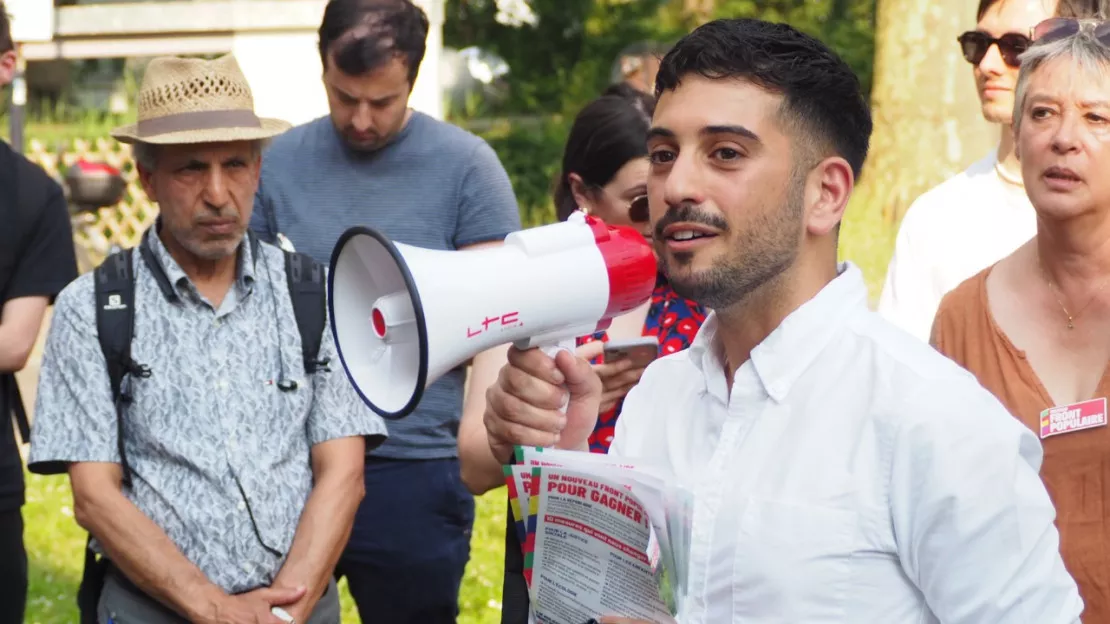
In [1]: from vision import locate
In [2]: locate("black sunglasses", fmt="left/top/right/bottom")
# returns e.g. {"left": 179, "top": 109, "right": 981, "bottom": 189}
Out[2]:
{"left": 957, "top": 30, "right": 1032, "bottom": 68}
{"left": 629, "top": 195, "right": 649, "bottom": 224}
{"left": 1033, "top": 17, "right": 1110, "bottom": 44}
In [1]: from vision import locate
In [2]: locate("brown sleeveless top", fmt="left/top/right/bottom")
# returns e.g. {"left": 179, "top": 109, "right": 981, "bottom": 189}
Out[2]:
{"left": 933, "top": 266, "right": 1110, "bottom": 623}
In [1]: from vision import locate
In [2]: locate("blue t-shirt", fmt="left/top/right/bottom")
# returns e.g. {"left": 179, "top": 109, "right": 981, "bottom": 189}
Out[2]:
{"left": 252, "top": 111, "right": 522, "bottom": 459}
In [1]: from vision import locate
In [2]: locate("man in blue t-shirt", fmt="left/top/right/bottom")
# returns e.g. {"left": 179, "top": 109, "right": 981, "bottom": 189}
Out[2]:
{"left": 251, "top": 1, "right": 521, "bottom": 620}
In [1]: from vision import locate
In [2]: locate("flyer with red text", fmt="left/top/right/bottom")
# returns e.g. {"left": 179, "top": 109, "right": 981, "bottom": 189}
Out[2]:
{"left": 505, "top": 446, "right": 694, "bottom": 624}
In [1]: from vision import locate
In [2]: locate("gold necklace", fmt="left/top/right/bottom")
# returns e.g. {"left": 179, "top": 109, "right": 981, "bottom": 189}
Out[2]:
{"left": 1039, "top": 259, "right": 1110, "bottom": 329}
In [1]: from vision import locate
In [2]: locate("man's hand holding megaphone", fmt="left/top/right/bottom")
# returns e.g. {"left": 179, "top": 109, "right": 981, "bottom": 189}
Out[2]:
{"left": 484, "top": 346, "right": 604, "bottom": 464}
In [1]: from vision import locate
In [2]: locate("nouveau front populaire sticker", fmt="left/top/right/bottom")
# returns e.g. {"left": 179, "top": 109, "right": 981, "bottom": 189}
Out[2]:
{"left": 1040, "top": 397, "right": 1108, "bottom": 439}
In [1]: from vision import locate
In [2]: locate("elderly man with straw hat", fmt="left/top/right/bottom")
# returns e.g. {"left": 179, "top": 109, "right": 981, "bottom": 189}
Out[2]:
{"left": 27, "top": 54, "right": 386, "bottom": 624}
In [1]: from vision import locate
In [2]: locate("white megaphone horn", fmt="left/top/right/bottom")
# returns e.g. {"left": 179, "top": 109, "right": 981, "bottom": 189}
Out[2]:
{"left": 328, "top": 211, "right": 658, "bottom": 419}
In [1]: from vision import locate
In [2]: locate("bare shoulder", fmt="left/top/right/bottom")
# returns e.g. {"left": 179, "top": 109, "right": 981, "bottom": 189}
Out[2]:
{"left": 985, "top": 240, "right": 1036, "bottom": 313}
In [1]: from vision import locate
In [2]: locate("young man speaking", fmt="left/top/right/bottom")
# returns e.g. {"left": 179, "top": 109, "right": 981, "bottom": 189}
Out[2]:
{"left": 481, "top": 17, "right": 1084, "bottom": 624}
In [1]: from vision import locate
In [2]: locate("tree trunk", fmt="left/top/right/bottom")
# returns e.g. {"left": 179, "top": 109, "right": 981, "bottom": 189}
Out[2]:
{"left": 854, "top": 0, "right": 996, "bottom": 226}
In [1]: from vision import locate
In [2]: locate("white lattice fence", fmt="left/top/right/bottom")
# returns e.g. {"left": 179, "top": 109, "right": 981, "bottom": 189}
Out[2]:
{"left": 27, "top": 137, "right": 159, "bottom": 273}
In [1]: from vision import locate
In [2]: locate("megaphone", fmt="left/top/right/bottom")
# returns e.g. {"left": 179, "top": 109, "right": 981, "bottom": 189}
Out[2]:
{"left": 328, "top": 211, "right": 658, "bottom": 419}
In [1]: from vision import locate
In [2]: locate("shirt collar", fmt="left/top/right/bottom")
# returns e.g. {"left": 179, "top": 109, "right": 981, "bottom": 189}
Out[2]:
{"left": 687, "top": 261, "right": 868, "bottom": 403}
{"left": 144, "top": 222, "right": 257, "bottom": 301}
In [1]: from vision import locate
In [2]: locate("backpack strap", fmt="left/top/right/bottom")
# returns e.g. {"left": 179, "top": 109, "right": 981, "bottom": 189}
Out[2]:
{"left": 93, "top": 248, "right": 149, "bottom": 488}
{"left": 283, "top": 250, "right": 329, "bottom": 375}
{"left": 3, "top": 373, "right": 30, "bottom": 445}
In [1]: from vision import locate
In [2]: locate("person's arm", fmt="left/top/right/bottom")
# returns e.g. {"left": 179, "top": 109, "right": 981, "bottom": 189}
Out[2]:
{"left": 454, "top": 240, "right": 513, "bottom": 494}
{"left": 890, "top": 380, "right": 1084, "bottom": 624}
{"left": 460, "top": 340, "right": 511, "bottom": 494}
{"left": 70, "top": 462, "right": 303, "bottom": 623}
{"left": 0, "top": 296, "right": 48, "bottom": 372}
{"left": 453, "top": 139, "right": 522, "bottom": 490}
{"left": 452, "top": 139, "right": 522, "bottom": 249}
{"left": 270, "top": 436, "right": 365, "bottom": 621}
{"left": 1, "top": 171, "right": 78, "bottom": 371}
{"left": 271, "top": 295, "right": 388, "bottom": 619}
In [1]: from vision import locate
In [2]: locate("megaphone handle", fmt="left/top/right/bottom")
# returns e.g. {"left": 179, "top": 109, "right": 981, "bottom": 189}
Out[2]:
{"left": 539, "top": 337, "right": 577, "bottom": 414}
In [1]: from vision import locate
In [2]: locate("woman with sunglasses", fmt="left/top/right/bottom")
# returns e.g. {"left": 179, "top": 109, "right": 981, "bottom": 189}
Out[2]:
{"left": 932, "top": 19, "right": 1110, "bottom": 621}
{"left": 553, "top": 90, "right": 708, "bottom": 453}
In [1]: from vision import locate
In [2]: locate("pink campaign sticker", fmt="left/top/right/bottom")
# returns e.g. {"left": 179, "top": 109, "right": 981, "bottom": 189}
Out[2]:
{"left": 1040, "top": 397, "right": 1108, "bottom": 439}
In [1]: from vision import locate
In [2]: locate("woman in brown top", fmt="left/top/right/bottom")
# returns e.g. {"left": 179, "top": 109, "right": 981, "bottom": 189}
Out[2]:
{"left": 932, "top": 18, "right": 1110, "bottom": 622}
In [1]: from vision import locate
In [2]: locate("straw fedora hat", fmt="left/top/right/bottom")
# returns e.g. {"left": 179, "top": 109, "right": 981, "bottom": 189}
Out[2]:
{"left": 111, "top": 54, "right": 291, "bottom": 145}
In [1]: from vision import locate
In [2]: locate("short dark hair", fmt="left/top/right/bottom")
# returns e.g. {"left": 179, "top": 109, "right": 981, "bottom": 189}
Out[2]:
{"left": 655, "top": 19, "right": 872, "bottom": 179}
{"left": 0, "top": 1, "right": 12, "bottom": 54}
{"left": 318, "top": 0, "right": 428, "bottom": 83}
{"left": 554, "top": 94, "right": 654, "bottom": 222}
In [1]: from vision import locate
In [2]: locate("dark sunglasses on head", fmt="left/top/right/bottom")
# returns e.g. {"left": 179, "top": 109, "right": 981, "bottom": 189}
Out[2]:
{"left": 957, "top": 30, "right": 1032, "bottom": 67}
{"left": 629, "top": 195, "right": 649, "bottom": 224}
{"left": 1033, "top": 17, "right": 1110, "bottom": 44}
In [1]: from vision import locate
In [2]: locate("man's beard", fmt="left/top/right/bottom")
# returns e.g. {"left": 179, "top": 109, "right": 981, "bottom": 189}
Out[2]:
{"left": 659, "top": 174, "right": 805, "bottom": 311}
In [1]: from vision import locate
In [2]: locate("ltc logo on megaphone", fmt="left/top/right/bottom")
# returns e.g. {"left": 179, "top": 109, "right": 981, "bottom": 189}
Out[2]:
{"left": 466, "top": 311, "right": 523, "bottom": 338}
{"left": 328, "top": 212, "right": 658, "bottom": 420}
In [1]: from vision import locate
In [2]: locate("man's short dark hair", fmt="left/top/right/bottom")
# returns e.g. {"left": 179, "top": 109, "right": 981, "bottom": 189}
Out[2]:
{"left": 0, "top": 1, "right": 13, "bottom": 54}
{"left": 655, "top": 19, "right": 872, "bottom": 178}
{"left": 318, "top": 0, "right": 429, "bottom": 83}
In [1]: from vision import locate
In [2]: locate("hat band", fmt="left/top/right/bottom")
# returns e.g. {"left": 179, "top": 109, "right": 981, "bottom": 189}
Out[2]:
{"left": 136, "top": 109, "right": 262, "bottom": 137}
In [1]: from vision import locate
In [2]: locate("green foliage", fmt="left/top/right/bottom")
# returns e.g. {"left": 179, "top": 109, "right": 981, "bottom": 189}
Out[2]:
{"left": 467, "top": 115, "right": 570, "bottom": 227}
{"left": 445, "top": 0, "right": 680, "bottom": 116}
{"left": 0, "top": 102, "right": 132, "bottom": 150}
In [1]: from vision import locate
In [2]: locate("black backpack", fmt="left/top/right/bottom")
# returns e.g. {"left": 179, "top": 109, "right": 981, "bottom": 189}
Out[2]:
{"left": 76, "top": 232, "right": 328, "bottom": 622}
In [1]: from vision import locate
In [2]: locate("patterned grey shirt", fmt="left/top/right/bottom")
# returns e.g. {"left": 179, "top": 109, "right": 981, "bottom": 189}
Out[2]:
{"left": 28, "top": 228, "right": 387, "bottom": 594}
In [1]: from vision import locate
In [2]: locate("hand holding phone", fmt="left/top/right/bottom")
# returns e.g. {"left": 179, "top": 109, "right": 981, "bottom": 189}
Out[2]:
{"left": 602, "top": 336, "right": 659, "bottom": 368}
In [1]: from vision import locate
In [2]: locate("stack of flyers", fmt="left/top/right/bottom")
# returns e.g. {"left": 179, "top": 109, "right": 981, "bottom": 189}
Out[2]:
{"left": 503, "top": 446, "right": 695, "bottom": 624}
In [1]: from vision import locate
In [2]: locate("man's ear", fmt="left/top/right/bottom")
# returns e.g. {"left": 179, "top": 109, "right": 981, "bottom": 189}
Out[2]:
{"left": 804, "top": 156, "right": 853, "bottom": 237}
{"left": 0, "top": 50, "right": 16, "bottom": 87}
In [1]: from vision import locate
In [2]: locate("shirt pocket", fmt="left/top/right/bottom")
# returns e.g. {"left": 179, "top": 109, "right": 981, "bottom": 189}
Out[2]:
{"left": 732, "top": 497, "right": 856, "bottom": 622}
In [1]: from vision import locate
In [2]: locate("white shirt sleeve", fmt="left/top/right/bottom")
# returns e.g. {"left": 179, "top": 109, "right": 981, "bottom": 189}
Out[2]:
{"left": 877, "top": 200, "right": 941, "bottom": 343}
{"left": 889, "top": 377, "right": 1083, "bottom": 623}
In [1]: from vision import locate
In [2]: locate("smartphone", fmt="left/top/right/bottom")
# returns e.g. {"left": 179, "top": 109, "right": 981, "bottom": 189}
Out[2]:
{"left": 603, "top": 336, "right": 659, "bottom": 367}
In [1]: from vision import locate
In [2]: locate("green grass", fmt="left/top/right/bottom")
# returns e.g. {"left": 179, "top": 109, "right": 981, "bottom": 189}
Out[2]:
{"left": 21, "top": 470, "right": 509, "bottom": 624}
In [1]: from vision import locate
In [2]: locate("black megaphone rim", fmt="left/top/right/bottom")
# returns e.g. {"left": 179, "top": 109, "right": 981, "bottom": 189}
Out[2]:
{"left": 328, "top": 225, "right": 429, "bottom": 420}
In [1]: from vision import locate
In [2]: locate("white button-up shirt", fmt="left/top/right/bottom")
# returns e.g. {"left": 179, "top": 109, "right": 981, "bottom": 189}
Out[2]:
{"left": 610, "top": 262, "right": 1082, "bottom": 624}
{"left": 877, "top": 150, "right": 1036, "bottom": 342}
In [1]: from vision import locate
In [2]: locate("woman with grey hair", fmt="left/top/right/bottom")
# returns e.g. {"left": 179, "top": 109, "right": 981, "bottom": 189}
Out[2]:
{"left": 932, "top": 19, "right": 1110, "bottom": 621}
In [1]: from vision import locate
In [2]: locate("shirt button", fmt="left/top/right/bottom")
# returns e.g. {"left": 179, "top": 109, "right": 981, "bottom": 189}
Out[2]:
{"left": 241, "top": 563, "right": 252, "bottom": 573}
{"left": 217, "top": 380, "right": 229, "bottom": 391}
{"left": 238, "top": 501, "right": 246, "bottom": 511}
